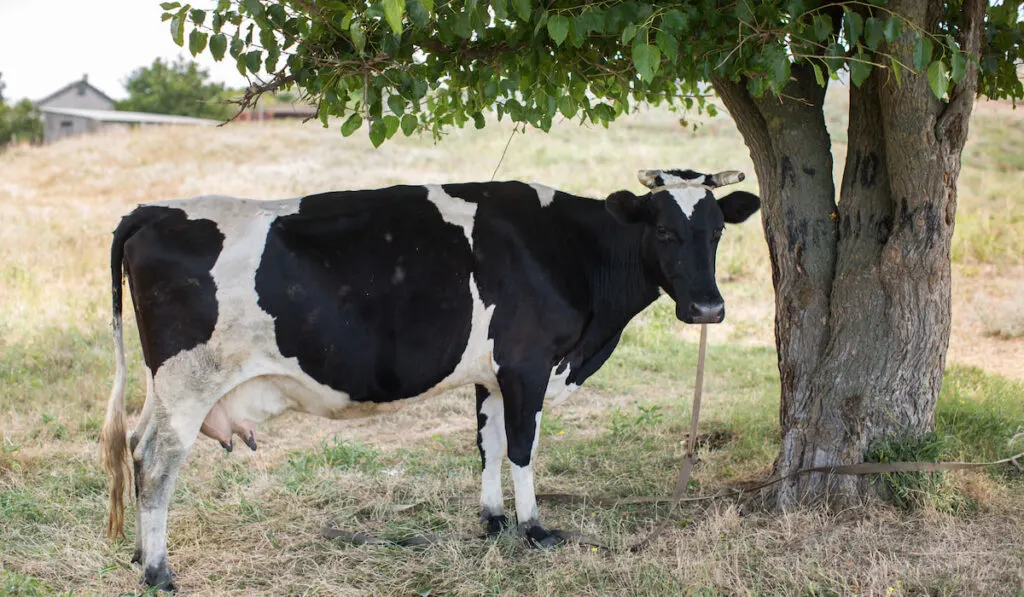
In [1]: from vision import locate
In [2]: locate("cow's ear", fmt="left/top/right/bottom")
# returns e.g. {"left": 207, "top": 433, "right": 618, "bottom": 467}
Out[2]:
{"left": 606, "top": 190, "right": 652, "bottom": 224}
{"left": 717, "top": 191, "right": 761, "bottom": 224}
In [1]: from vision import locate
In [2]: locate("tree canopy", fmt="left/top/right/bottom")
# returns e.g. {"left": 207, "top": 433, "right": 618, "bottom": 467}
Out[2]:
{"left": 117, "top": 56, "right": 234, "bottom": 119}
{"left": 162, "top": 0, "right": 1022, "bottom": 144}
{"left": 0, "top": 73, "right": 42, "bottom": 149}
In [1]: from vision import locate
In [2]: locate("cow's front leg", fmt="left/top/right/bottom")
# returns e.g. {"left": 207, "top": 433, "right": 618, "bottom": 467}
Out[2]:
{"left": 476, "top": 385, "right": 510, "bottom": 536}
{"left": 498, "top": 364, "right": 563, "bottom": 548}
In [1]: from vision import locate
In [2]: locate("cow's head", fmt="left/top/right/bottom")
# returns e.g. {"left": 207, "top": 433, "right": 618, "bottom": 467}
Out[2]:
{"left": 606, "top": 168, "right": 761, "bottom": 324}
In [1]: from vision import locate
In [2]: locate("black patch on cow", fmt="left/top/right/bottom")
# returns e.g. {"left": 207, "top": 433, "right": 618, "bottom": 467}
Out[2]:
{"left": 119, "top": 206, "right": 223, "bottom": 373}
{"left": 255, "top": 186, "right": 474, "bottom": 402}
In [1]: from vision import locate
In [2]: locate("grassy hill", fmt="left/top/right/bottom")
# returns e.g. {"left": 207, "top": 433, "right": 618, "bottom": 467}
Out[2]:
{"left": 0, "top": 93, "right": 1022, "bottom": 595}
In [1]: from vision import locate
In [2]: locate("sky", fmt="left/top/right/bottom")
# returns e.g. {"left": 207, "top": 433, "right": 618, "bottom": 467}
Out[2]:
{"left": 0, "top": 0, "right": 247, "bottom": 102}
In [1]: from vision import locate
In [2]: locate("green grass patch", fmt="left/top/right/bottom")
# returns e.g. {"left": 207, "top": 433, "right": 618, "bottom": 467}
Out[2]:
{"left": 938, "top": 365, "right": 1024, "bottom": 463}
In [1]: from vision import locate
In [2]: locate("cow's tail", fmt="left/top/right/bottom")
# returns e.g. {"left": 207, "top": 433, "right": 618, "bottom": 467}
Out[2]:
{"left": 100, "top": 215, "right": 139, "bottom": 540}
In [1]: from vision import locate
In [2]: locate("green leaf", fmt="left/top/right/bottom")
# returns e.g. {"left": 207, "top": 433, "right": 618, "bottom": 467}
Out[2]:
{"left": 471, "top": 112, "right": 485, "bottom": 129}
{"left": 407, "top": 1, "right": 429, "bottom": 27}
{"left": 927, "top": 60, "right": 949, "bottom": 99}
{"left": 843, "top": 11, "right": 862, "bottom": 47}
{"left": 400, "top": 113, "right": 418, "bottom": 136}
{"left": 882, "top": 16, "right": 902, "bottom": 43}
{"left": 245, "top": 49, "right": 262, "bottom": 73}
{"left": 824, "top": 42, "right": 844, "bottom": 73}
{"left": 244, "top": 0, "right": 264, "bottom": 19}
{"left": 229, "top": 36, "right": 244, "bottom": 58}
{"left": 655, "top": 30, "right": 678, "bottom": 64}
{"left": 160, "top": 2, "right": 180, "bottom": 9}
{"left": 850, "top": 52, "right": 871, "bottom": 87}
{"left": 546, "top": 14, "right": 569, "bottom": 46}
{"left": 189, "top": 8, "right": 206, "bottom": 26}
{"left": 950, "top": 51, "right": 966, "bottom": 83}
{"left": 621, "top": 24, "right": 637, "bottom": 45}
{"left": 632, "top": 44, "right": 660, "bottom": 83}
{"left": 387, "top": 94, "right": 405, "bottom": 116}
{"left": 383, "top": 114, "right": 401, "bottom": 138}
{"left": 350, "top": 21, "right": 366, "bottom": 53}
{"left": 811, "top": 14, "right": 832, "bottom": 43}
{"left": 864, "top": 17, "right": 883, "bottom": 50}
{"left": 209, "top": 33, "right": 227, "bottom": 60}
{"left": 512, "top": 0, "right": 530, "bottom": 22}
{"left": 735, "top": 0, "right": 754, "bottom": 24}
{"left": 170, "top": 14, "right": 185, "bottom": 47}
{"left": 891, "top": 57, "right": 902, "bottom": 85}
{"left": 660, "top": 10, "right": 689, "bottom": 35}
{"left": 557, "top": 95, "right": 577, "bottom": 118}
{"left": 189, "top": 30, "right": 208, "bottom": 56}
{"left": 764, "top": 49, "right": 791, "bottom": 90}
{"left": 419, "top": 0, "right": 434, "bottom": 13}
{"left": 341, "top": 113, "right": 363, "bottom": 136}
{"left": 369, "top": 119, "right": 386, "bottom": 147}
{"left": 383, "top": 0, "right": 404, "bottom": 35}
{"left": 812, "top": 62, "right": 825, "bottom": 86}
{"left": 913, "top": 36, "right": 932, "bottom": 71}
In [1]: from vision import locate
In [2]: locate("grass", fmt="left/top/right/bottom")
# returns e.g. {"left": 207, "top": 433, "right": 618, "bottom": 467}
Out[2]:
{"left": 1, "top": 93, "right": 1023, "bottom": 595}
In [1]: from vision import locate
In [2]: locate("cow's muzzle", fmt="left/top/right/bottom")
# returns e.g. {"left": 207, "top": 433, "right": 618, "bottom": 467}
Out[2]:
{"left": 678, "top": 301, "right": 725, "bottom": 324}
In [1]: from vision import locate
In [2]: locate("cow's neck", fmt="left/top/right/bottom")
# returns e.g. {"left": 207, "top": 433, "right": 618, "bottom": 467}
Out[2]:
{"left": 567, "top": 198, "right": 662, "bottom": 330}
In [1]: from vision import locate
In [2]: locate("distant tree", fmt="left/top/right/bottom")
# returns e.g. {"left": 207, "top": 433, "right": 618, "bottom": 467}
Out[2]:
{"left": 117, "top": 56, "right": 233, "bottom": 119}
{"left": 0, "top": 72, "right": 42, "bottom": 148}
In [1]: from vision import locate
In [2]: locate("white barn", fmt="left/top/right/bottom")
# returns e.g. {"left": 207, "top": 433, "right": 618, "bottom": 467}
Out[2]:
{"left": 36, "top": 75, "right": 218, "bottom": 144}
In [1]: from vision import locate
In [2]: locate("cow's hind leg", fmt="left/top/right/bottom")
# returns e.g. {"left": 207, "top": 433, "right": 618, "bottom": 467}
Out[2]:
{"left": 497, "top": 364, "right": 563, "bottom": 548}
{"left": 132, "top": 369, "right": 219, "bottom": 590}
{"left": 476, "top": 385, "right": 510, "bottom": 536}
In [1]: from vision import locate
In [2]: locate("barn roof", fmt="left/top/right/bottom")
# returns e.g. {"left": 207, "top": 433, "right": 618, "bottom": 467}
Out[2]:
{"left": 36, "top": 77, "right": 117, "bottom": 107}
{"left": 39, "top": 106, "right": 220, "bottom": 126}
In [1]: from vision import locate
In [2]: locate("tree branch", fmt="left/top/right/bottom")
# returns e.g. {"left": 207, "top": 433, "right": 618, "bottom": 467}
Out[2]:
{"left": 220, "top": 72, "right": 297, "bottom": 126}
{"left": 936, "top": 0, "right": 985, "bottom": 145}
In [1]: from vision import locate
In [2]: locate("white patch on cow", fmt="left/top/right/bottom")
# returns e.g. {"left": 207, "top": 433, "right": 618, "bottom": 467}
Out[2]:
{"left": 478, "top": 393, "right": 506, "bottom": 517}
{"left": 425, "top": 184, "right": 477, "bottom": 249}
{"left": 545, "top": 362, "right": 578, "bottom": 406}
{"left": 510, "top": 411, "right": 543, "bottom": 524}
{"left": 148, "top": 195, "right": 355, "bottom": 448}
{"left": 657, "top": 173, "right": 708, "bottom": 219}
{"left": 529, "top": 183, "right": 556, "bottom": 207}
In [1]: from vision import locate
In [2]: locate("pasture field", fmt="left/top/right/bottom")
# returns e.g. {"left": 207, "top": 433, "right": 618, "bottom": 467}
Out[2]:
{"left": 1, "top": 91, "right": 1023, "bottom": 595}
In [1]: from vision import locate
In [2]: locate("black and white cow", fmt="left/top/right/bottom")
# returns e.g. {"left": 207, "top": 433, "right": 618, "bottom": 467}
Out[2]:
{"left": 100, "top": 169, "right": 760, "bottom": 590}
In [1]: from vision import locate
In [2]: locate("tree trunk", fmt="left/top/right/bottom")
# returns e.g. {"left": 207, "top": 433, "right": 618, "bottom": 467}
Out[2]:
{"left": 712, "top": 0, "right": 985, "bottom": 508}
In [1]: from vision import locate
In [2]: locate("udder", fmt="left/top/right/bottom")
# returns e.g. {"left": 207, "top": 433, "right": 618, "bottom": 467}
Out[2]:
{"left": 200, "top": 377, "right": 290, "bottom": 451}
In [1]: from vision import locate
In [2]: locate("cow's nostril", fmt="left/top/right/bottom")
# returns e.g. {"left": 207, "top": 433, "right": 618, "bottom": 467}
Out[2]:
{"left": 689, "top": 302, "right": 724, "bottom": 323}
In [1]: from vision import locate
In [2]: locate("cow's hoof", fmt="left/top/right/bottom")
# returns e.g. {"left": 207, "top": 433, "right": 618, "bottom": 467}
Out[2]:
{"left": 143, "top": 565, "right": 177, "bottom": 592}
{"left": 524, "top": 525, "right": 564, "bottom": 549}
{"left": 482, "top": 514, "right": 511, "bottom": 537}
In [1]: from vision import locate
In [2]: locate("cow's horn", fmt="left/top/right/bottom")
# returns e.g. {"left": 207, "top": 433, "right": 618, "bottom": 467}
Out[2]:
{"left": 637, "top": 169, "right": 662, "bottom": 189}
{"left": 710, "top": 170, "right": 745, "bottom": 187}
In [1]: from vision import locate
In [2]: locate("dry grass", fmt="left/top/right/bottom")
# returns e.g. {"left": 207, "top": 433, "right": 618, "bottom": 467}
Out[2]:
{"left": 976, "top": 284, "right": 1024, "bottom": 340}
{"left": 2, "top": 92, "right": 1024, "bottom": 596}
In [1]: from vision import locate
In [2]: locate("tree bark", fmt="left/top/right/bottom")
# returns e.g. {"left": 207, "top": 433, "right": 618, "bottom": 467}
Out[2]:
{"left": 713, "top": 0, "right": 985, "bottom": 508}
